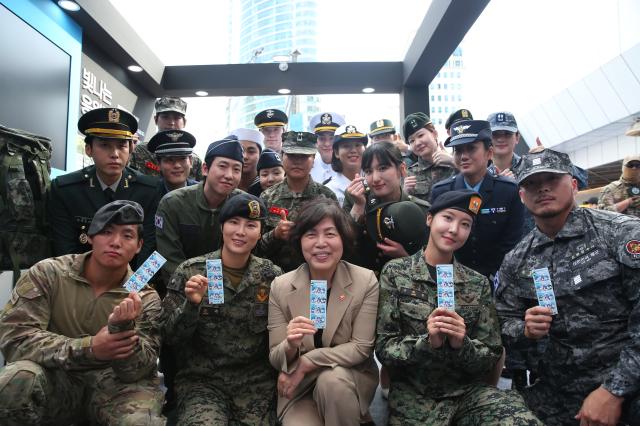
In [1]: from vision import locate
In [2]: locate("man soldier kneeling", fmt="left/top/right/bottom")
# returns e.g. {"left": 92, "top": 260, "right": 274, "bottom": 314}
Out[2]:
{"left": 0, "top": 200, "right": 165, "bottom": 425}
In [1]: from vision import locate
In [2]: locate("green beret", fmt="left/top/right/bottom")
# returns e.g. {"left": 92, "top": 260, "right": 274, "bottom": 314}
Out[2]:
{"left": 403, "top": 112, "right": 431, "bottom": 140}
{"left": 365, "top": 201, "right": 428, "bottom": 255}
{"left": 88, "top": 200, "right": 144, "bottom": 236}
{"left": 430, "top": 189, "right": 482, "bottom": 219}
{"left": 78, "top": 108, "right": 137, "bottom": 141}
{"left": 219, "top": 193, "right": 267, "bottom": 224}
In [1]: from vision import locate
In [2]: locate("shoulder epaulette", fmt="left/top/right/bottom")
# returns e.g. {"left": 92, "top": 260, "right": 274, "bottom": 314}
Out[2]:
{"left": 124, "top": 167, "right": 158, "bottom": 188}
{"left": 54, "top": 167, "right": 92, "bottom": 187}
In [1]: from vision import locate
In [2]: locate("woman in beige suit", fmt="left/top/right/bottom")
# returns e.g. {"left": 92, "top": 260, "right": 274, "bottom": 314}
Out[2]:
{"left": 268, "top": 200, "right": 379, "bottom": 425}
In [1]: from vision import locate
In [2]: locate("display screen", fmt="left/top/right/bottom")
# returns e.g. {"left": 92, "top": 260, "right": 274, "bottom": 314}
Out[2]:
{"left": 0, "top": 4, "right": 70, "bottom": 170}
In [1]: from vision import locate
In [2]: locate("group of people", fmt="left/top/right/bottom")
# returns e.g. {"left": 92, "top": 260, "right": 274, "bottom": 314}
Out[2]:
{"left": 0, "top": 96, "right": 638, "bottom": 426}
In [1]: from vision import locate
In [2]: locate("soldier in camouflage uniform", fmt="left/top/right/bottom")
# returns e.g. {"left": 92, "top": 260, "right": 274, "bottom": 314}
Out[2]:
{"left": 259, "top": 131, "right": 337, "bottom": 272}
{"left": 129, "top": 97, "right": 204, "bottom": 181}
{"left": 0, "top": 201, "right": 164, "bottom": 425}
{"left": 597, "top": 154, "right": 640, "bottom": 218}
{"left": 496, "top": 149, "right": 640, "bottom": 426}
{"left": 376, "top": 190, "right": 541, "bottom": 425}
{"left": 160, "top": 194, "right": 282, "bottom": 425}
{"left": 402, "top": 112, "right": 456, "bottom": 202}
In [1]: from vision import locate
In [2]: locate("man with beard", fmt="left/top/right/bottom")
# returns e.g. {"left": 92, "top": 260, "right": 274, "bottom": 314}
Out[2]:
{"left": 496, "top": 148, "right": 640, "bottom": 426}
{"left": 597, "top": 154, "right": 640, "bottom": 218}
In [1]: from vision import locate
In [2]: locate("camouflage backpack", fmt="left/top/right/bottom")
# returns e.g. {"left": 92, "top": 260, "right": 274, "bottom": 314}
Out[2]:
{"left": 0, "top": 124, "right": 52, "bottom": 282}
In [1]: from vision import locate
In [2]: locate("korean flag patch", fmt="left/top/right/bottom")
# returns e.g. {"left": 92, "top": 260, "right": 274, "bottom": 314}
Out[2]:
{"left": 155, "top": 214, "right": 163, "bottom": 229}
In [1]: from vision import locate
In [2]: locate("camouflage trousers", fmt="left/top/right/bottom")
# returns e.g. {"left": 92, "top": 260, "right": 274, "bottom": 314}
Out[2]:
{"left": 0, "top": 360, "right": 165, "bottom": 425}
{"left": 175, "top": 368, "right": 276, "bottom": 425}
{"left": 388, "top": 382, "right": 543, "bottom": 425}
{"left": 522, "top": 375, "right": 640, "bottom": 426}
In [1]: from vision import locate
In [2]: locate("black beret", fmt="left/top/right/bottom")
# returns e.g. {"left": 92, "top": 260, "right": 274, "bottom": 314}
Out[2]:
{"left": 204, "top": 136, "right": 244, "bottom": 165}
{"left": 78, "top": 108, "right": 138, "bottom": 141}
{"left": 365, "top": 201, "right": 428, "bottom": 255}
{"left": 219, "top": 193, "right": 267, "bottom": 224}
{"left": 445, "top": 109, "right": 473, "bottom": 130}
{"left": 444, "top": 119, "right": 492, "bottom": 148}
{"left": 148, "top": 130, "right": 196, "bottom": 157}
{"left": 430, "top": 189, "right": 482, "bottom": 219}
{"left": 254, "top": 109, "right": 288, "bottom": 128}
{"left": 88, "top": 200, "right": 144, "bottom": 236}
{"left": 403, "top": 112, "right": 432, "bottom": 140}
{"left": 256, "top": 148, "right": 283, "bottom": 171}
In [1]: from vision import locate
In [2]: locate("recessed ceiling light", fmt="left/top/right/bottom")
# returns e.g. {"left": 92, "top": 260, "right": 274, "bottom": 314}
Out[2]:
{"left": 278, "top": 88, "right": 291, "bottom": 94}
{"left": 127, "top": 65, "right": 143, "bottom": 72}
{"left": 57, "top": 1, "right": 80, "bottom": 12}
{"left": 362, "top": 87, "right": 375, "bottom": 93}
{"left": 195, "top": 91, "right": 208, "bottom": 96}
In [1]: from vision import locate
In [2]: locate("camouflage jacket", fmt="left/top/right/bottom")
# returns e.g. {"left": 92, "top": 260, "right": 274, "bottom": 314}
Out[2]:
{"left": 160, "top": 250, "right": 282, "bottom": 377}
{"left": 495, "top": 207, "right": 640, "bottom": 397}
{"left": 259, "top": 178, "right": 337, "bottom": 272}
{"left": 129, "top": 142, "right": 204, "bottom": 181}
{"left": 155, "top": 183, "right": 244, "bottom": 278}
{"left": 0, "top": 253, "right": 161, "bottom": 383}
{"left": 407, "top": 158, "right": 456, "bottom": 202}
{"left": 375, "top": 251, "right": 502, "bottom": 398}
{"left": 597, "top": 177, "right": 640, "bottom": 218}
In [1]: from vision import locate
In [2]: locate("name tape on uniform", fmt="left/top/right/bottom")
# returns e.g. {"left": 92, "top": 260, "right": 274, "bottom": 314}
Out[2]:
{"left": 532, "top": 267, "right": 558, "bottom": 315}
{"left": 207, "top": 259, "right": 224, "bottom": 304}
{"left": 436, "top": 264, "right": 455, "bottom": 310}
{"left": 310, "top": 280, "right": 327, "bottom": 329}
{"left": 124, "top": 251, "right": 166, "bottom": 292}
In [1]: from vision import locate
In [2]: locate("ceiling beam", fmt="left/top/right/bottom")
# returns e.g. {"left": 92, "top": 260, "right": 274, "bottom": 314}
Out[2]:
{"left": 162, "top": 62, "right": 404, "bottom": 97}
{"left": 403, "top": 0, "right": 490, "bottom": 86}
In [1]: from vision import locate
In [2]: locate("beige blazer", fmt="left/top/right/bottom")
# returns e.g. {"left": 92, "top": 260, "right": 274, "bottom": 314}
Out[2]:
{"left": 268, "top": 261, "right": 379, "bottom": 417}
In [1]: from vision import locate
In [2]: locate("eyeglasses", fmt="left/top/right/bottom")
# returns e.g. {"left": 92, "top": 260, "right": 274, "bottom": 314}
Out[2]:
{"left": 625, "top": 162, "right": 640, "bottom": 169}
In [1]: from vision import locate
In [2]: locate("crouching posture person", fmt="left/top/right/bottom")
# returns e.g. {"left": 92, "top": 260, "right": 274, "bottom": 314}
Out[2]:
{"left": 160, "top": 193, "right": 282, "bottom": 425}
{"left": 375, "top": 190, "right": 541, "bottom": 425}
{"left": 268, "top": 200, "right": 380, "bottom": 425}
{"left": 0, "top": 200, "right": 165, "bottom": 425}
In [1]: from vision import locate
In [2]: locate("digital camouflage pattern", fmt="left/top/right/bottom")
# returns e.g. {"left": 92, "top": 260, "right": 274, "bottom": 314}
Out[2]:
{"left": 406, "top": 157, "right": 455, "bottom": 202}
{"left": 129, "top": 141, "right": 204, "bottom": 181}
{"left": 597, "top": 177, "right": 640, "bottom": 218}
{"left": 0, "top": 253, "right": 164, "bottom": 425}
{"left": 160, "top": 250, "right": 282, "bottom": 425}
{"left": 376, "top": 251, "right": 541, "bottom": 424}
{"left": 0, "top": 125, "right": 52, "bottom": 273}
{"left": 496, "top": 207, "right": 640, "bottom": 425}
{"left": 259, "top": 177, "right": 337, "bottom": 272}
{"left": 487, "top": 152, "right": 521, "bottom": 178}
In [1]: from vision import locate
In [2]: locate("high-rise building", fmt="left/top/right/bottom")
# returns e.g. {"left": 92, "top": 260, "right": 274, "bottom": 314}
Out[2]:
{"left": 428, "top": 46, "right": 465, "bottom": 133}
{"left": 228, "top": 0, "right": 321, "bottom": 130}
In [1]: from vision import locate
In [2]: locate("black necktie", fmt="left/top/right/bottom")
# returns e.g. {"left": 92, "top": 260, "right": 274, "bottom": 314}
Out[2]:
{"left": 104, "top": 187, "right": 115, "bottom": 201}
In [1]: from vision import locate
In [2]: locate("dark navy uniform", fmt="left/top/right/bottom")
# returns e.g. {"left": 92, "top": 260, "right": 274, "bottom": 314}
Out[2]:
{"left": 48, "top": 165, "right": 160, "bottom": 266}
{"left": 431, "top": 173, "right": 523, "bottom": 279}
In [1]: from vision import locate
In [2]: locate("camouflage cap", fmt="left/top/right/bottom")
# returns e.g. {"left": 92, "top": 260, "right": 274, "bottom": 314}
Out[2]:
{"left": 78, "top": 107, "right": 138, "bottom": 141}
{"left": 487, "top": 111, "right": 518, "bottom": 133}
{"left": 515, "top": 148, "right": 573, "bottom": 185}
{"left": 88, "top": 200, "right": 144, "bottom": 236}
{"left": 281, "top": 131, "right": 317, "bottom": 155}
{"left": 445, "top": 109, "right": 473, "bottom": 130}
{"left": 365, "top": 201, "right": 428, "bottom": 255}
{"left": 334, "top": 124, "right": 368, "bottom": 147}
{"left": 369, "top": 118, "right": 396, "bottom": 137}
{"left": 430, "top": 189, "right": 482, "bottom": 219}
{"left": 308, "top": 112, "right": 345, "bottom": 134}
{"left": 403, "top": 112, "right": 431, "bottom": 140}
{"left": 219, "top": 193, "right": 267, "bottom": 224}
{"left": 155, "top": 97, "right": 187, "bottom": 115}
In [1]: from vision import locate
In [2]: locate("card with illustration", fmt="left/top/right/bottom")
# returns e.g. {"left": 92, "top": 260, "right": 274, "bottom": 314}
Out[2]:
{"left": 436, "top": 264, "right": 455, "bottom": 310}
{"left": 207, "top": 259, "right": 224, "bottom": 305}
{"left": 123, "top": 251, "right": 166, "bottom": 292}
{"left": 532, "top": 267, "right": 558, "bottom": 315}
{"left": 310, "top": 280, "right": 327, "bottom": 329}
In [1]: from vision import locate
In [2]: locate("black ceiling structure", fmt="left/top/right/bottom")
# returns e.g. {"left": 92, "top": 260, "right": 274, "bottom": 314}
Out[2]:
{"left": 66, "top": 0, "right": 491, "bottom": 131}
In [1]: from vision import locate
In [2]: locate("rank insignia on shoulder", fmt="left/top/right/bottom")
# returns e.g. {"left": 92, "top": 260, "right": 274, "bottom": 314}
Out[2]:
{"left": 79, "top": 233, "right": 88, "bottom": 244}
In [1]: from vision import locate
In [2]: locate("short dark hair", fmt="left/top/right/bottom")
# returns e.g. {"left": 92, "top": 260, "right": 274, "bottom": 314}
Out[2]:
{"left": 361, "top": 141, "right": 403, "bottom": 171}
{"left": 289, "top": 198, "right": 355, "bottom": 258}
